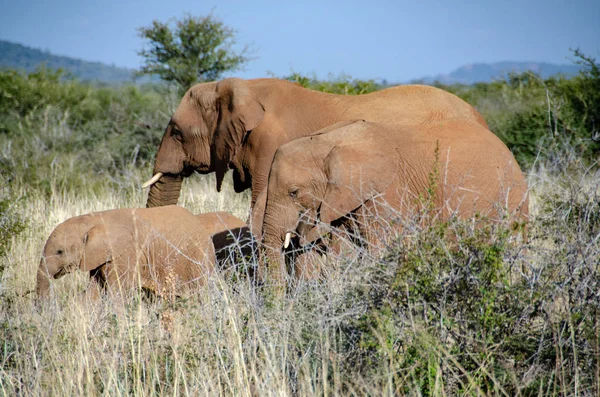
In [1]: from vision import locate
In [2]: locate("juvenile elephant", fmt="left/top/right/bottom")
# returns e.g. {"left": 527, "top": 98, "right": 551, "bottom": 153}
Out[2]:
{"left": 36, "top": 206, "right": 249, "bottom": 300}
{"left": 142, "top": 78, "right": 489, "bottom": 236}
{"left": 261, "top": 119, "right": 529, "bottom": 284}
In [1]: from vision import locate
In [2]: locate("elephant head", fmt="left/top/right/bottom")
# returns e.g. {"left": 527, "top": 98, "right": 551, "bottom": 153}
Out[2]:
{"left": 260, "top": 120, "right": 398, "bottom": 281}
{"left": 36, "top": 215, "right": 116, "bottom": 298}
{"left": 145, "top": 78, "right": 265, "bottom": 207}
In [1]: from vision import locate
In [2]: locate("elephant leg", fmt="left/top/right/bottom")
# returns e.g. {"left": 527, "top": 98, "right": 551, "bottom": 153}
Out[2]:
{"left": 102, "top": 262, "right": 136, "bottom": 297}
{"left": 83, "top": 279, "right": 103, "bottom": 301}
{"left": 292, "top": 250, "right": 323, "bottom": 281}
{"left": 77, "top": 273, "right": 104, "bottom": 304}
{"left": 213, "top": 226, "right": 258, "bottom": 277}
{"left": 256, "top": 245, "right": 287, "bottom": 298}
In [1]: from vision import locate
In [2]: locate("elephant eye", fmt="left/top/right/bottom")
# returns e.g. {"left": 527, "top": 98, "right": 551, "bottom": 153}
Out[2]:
{"left": 289, "top": 189, "right": 298, "bottom": 198}
{"left": 171, "top": 126, "right": 183, "bottom": 140}
{"left": 57, "top": 250, "right": 63, "bottom": 255}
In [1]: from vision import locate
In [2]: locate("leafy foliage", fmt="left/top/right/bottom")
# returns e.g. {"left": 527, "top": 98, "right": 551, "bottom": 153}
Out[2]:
{"left": 0, "top": 67, "right": 172, "bottom": 196}
{"left": 337, "top": 217, "right": 526, "bottom": 393}
{"left": 137, "top": 14, "right": 252, "bottom": 95}
{"left": 282, "top": 72, "right": 381, "bottom": 95}
{"left": 0, "top": 197, "right": 26, "bottom": 269}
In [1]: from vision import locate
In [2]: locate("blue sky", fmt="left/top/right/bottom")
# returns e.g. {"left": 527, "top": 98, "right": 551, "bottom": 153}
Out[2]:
{"left": 0, "top": 0, "right": 598, "bottom": 82}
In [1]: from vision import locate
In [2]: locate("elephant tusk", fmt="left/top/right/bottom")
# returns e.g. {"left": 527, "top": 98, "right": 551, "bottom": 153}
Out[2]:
{"left": 141, "top": 172, "right": 163, "bottom": 188}
{"left": 283, "top": 232, "right": 292, "bottom": 249}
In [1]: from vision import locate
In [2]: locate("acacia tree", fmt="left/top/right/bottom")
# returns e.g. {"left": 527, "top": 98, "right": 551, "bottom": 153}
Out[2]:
{"left": 137, "top": 14, "right": 252, "bottom": 94}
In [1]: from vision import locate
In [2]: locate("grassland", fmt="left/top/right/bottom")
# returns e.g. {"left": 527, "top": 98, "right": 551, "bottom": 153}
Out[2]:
{"left": 1, "top": 54, "right": 600, "bottom": 395}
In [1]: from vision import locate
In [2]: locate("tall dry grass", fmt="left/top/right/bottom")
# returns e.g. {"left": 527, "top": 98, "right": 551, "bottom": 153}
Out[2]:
{"left": 1, "top": 156, "right": 600, "bottom": 395}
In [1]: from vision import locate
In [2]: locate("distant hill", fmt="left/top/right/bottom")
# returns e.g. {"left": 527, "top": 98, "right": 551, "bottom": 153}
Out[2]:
{"left": 0, "top": 40, "right": 586, "bottom": 86}
{"left": 415, "top": 62, "right": 583, "bottom": 85}
{"left": 0, "top": 39, "right": 137, "bottom": 83}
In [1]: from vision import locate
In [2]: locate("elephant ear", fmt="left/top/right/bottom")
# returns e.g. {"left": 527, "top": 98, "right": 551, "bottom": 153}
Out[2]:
{"left": 80, "top": 225, "right": 112, "bottom": 272}
{"left": 319, "top": 143, "right": 397, "bottom": 224}
{"left": 213, "top": 79, "right": 265, "bottom": 191}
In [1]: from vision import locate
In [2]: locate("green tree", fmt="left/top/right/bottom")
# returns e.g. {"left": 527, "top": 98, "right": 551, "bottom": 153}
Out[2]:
{"left": 137, "top": 14, "right": 252, "bottom": 94}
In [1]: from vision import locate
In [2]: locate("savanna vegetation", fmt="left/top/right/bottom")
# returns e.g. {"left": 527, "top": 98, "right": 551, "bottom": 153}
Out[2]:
{"left": 1, "top": 49, "right": 599, "bottom": 395}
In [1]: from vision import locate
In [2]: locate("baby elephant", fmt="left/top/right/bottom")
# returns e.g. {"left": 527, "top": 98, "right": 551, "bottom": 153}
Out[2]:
{"left": 36, "top": 206, "right": 249, "bottom": 300}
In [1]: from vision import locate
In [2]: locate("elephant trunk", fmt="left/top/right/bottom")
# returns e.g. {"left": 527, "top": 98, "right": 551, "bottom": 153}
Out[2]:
{"left": 146, "top": 174, "right": 183, "bottom": 208}
{"left": 261, "top": 232, "right": 287, "bottom": 288}
{"left": 260, "top": 207, "right": 291, "bottom": 287}
{"left": 249, "top": 190, "right": 268, "bottom": 240}
{"left": 36, "top": 258, "right": 55, "bottom": 298}
{"left": 299, "top": 222, "right": 331, "bottom": 247}
{"left": 260, "top": 193, "right": 315, "bottom": 291}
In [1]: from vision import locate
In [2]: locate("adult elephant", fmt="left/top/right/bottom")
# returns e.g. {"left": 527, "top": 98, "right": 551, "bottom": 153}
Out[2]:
{"left": 143, "top": 78, "right": 489, "bottom": 235}
{"left": 260, "top": 119, "right": 529, "bottom": 284}
{"left": 36, "top": 207, "right": 248, "bottom": 300}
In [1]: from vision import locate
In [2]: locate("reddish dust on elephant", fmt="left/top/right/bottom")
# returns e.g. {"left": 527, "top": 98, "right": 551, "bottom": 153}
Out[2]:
{"left": 36, "top": 206, "right": 247, "bottom": 300}
{"left": 142, "top": 77, "right": 489, "bottom": 235}
{"left": 260, "top": 119, "right": 529, "bottom": 284}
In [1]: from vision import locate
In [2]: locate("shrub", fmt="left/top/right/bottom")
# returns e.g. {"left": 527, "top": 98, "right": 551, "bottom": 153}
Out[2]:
{"left": 0, "top": 197, "right": 26, "bottom": 275}
{"left": 332, "top": 215, "right": 527, "bottom": 394}
{"left": 281, "top": 72, "right": 382, "bottom": 95}
{"left": 0, "top": 67, "right": 173, "bottom": 197}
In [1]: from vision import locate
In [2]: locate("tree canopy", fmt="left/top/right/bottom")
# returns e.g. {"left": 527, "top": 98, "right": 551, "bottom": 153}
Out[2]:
{"left": 137, "top": 14, "right": 252, "bottom": 94}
